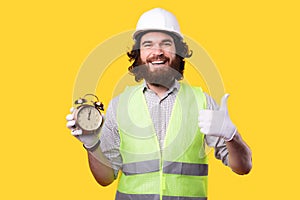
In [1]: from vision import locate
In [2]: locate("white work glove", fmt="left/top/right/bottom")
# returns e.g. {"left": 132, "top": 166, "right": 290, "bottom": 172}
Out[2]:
{"left": 198, "top": 94, "right": 237, "bottom": 141}
{"left": 66, "top": 107, "right": 100, "bottom": 149}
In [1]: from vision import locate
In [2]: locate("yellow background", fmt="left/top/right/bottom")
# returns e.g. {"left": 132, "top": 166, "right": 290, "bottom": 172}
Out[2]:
{"left": 1, "top": 0, "right": 299, "bottom": 199}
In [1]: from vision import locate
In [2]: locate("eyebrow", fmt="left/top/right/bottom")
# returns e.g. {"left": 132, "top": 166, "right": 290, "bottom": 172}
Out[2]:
{"left": 141, "top": 39, "right": 173, "bottom": 46}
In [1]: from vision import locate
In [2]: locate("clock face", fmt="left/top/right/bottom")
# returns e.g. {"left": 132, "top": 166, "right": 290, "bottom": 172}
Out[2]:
{"left": 76, "top": 105, "right": 102, "bottom": 131}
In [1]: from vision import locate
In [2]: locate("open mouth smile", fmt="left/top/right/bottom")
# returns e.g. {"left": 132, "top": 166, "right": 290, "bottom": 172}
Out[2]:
{"left": 150, "top": 60, "right": 167, "bottom": 65}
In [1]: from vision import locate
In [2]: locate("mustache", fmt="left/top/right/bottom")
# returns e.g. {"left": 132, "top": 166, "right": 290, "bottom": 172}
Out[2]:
{"left": 146, "top": 54, "right": 170, "bottom": 63}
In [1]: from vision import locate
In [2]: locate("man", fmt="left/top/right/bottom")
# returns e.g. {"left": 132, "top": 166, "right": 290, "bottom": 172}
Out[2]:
{"left": 66, "top": 8, "right": 252, "bottom": 200}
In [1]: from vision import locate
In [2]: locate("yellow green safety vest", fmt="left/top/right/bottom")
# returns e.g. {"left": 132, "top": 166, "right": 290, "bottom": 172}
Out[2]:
{"left": 116, "top": 83, "right": 208, "bottom": 200}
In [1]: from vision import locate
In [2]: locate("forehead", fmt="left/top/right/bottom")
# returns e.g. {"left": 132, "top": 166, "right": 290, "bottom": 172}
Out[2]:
{"left": 140, "top": 31, "right": 174, "bottom": 43}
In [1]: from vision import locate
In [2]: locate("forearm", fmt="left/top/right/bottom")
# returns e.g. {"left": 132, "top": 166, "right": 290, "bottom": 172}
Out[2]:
{"left": 226, "top": 131, "right": 252, "bottom": 175}
{"left": 87, "top": 146, "right": 115, "bottom": 186}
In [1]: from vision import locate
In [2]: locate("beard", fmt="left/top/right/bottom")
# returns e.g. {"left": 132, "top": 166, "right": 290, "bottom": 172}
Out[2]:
{"left": 132, "top": 55, "right": 182, "bottom": 88}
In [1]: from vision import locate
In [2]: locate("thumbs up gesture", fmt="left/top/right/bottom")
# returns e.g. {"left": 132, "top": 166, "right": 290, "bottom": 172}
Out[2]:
{"left": 198, "top": 94, "right": 237, "bottom": 141}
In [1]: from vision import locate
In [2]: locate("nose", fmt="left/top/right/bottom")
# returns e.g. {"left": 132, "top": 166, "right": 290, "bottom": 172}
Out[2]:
{"left": 151, "top": 44, "right": 164, "bottom": 56}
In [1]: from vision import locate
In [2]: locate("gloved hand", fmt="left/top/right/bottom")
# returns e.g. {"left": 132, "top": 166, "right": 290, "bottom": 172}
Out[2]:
{"left": 198, "top": 94, "right": 237, "bottom": 141}
{"left": 66, "top": 107, "right": 100, "bottom": 149}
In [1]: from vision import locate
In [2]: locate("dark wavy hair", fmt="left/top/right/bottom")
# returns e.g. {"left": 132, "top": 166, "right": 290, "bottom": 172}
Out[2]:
{"left": 127, "top": 30, "right": 193, "bottom": 82}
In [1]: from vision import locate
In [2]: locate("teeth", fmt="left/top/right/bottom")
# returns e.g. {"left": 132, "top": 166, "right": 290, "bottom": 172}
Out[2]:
{"left": 151, "top": 61, "right": 165, "bottom": 64}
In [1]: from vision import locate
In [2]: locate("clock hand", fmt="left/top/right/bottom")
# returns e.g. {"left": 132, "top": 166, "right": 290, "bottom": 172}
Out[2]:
{"left": 88, "top": 109, "right": 91, "bottom": 120}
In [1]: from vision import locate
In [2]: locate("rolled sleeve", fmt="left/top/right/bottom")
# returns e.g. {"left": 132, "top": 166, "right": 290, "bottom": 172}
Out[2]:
{"left": 99, "top": 96, "right": 122, "bottom": 178}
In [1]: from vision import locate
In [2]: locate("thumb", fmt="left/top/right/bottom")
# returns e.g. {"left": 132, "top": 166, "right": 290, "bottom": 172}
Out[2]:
{"left": 219, "top": 93, "right": 230, "bottom": 111}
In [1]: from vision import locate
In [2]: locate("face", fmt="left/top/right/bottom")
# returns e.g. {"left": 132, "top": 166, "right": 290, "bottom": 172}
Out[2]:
{"left": 137, "top": 32, "right": 181, "bottom": 87}
{"left": 140, "top": 32, "right": 176, "bottom": 70}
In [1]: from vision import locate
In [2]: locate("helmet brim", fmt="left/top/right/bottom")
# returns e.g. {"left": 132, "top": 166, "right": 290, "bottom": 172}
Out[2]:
{"left": 133, "top": 29, "right": 183, "bottom": 41}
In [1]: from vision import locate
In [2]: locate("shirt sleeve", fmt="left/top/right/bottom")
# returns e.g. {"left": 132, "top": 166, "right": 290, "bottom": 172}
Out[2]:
{"left": 203, "top": 93, "right": 229, "bottom": 166}
{"left": 99, "top": 96, "right": 122, "bottom": 179}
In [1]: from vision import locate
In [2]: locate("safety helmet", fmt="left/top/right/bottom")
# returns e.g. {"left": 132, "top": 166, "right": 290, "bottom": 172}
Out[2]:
{"left": 133, "top": 8, "right": 183, "bottom": 40}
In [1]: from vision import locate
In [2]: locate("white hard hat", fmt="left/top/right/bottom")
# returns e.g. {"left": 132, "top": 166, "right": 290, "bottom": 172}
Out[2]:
{"left": 133, "top": 8, "right": 183, "bottom": 40}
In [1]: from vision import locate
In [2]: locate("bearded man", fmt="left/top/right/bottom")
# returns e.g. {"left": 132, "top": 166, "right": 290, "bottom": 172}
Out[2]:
{"left": 66, "top": 8, "right": 252, "bottom": 200}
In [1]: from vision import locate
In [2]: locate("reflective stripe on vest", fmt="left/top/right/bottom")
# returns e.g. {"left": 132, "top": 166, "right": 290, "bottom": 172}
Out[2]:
{"left": 163, "top": 161, "right": 208, "bottom": 176}
{"left": 116, "top": 191, "right": 208, "bottom": 200}
{"left": 117, "top": 83, "right": 208, "bottom": 200}
{"left": 122, "top": 159, "right": 160, "bottom": 175}
{"left": 116, "top": 191, "right": 160, "bottom": 200}
{"left": 123, "top": 159, "right": 208, "bottom": 176}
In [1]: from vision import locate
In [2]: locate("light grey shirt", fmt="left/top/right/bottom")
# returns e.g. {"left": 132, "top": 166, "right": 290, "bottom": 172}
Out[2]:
{"left": 100, "top": 81, "right": 229, "bottom": 178}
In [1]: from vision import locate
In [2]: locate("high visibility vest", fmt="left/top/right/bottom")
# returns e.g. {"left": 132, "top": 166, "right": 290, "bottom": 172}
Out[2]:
{"left": 116, "top": 83, "right": 208, "bottom": 200}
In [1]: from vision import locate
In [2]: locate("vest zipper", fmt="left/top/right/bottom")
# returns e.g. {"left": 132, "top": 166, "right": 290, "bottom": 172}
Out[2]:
{"left": 158, "top": 137, "right": 163, "bottom": 200}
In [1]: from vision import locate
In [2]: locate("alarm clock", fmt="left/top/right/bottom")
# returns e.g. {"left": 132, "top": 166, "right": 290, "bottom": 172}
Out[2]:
{"left": 73, "top": 94, "right": 104, "bottom": 134}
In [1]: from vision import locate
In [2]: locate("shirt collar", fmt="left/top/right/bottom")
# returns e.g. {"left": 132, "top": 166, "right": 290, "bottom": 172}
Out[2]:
{"left": 142, "top": 80, "right": 180, "bottom": 93}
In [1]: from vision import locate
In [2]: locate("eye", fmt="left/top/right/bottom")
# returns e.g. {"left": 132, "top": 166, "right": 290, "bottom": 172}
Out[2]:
{"left": 142, "top": 42, "right": 152, "bottom": 48}
{"left": 163, "top": 41, "right": 172, "bottom": 46}
{"left": 161, "top": 41, "right": 174, "bottom": 49}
